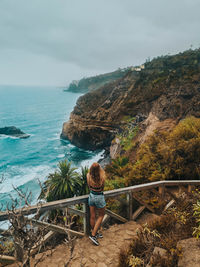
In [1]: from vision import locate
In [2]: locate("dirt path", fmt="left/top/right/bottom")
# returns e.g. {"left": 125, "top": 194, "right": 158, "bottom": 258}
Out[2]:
{"left": 28, "top": 220, "right": 141, "bottom": 267}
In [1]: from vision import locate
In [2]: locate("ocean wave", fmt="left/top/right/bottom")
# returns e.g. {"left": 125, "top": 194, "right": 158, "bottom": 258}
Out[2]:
{"left": 47, "top": 133, "right": 60, "bottom": 141}
{"left": 56, "top": 154, "right": 65, "bottom": 159}
{"left": 68, "top": 143, "right": 75, "bottom": 148}
{"left": 59, "top": 138, "right": 70, "bottom": 145}
{"left": 78, "top": 150, "right": 104, "bottom": 169}
{"left": 0, "top": 134, "right": 31, "bottom": 140}
{"left": 0, "top": 135, "right": 18, "bottom": 140}
{"left": 47, "top": 137, "right": 59, "bottom": 141}
{"left": 0, "top": 165, "right": 54, "bottom": 194}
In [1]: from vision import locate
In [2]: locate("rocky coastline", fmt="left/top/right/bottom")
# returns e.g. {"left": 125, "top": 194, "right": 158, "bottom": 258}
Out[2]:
{"left": 61, "top": 49, "right": 200, "bottom": 157}
{"left": 65, "top": 67, "right": 133, "bottom": 93}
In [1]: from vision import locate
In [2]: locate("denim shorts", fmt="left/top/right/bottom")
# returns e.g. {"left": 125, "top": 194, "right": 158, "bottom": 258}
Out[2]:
{"left": 88, "top": 191, "right": 106, "bottom": 209}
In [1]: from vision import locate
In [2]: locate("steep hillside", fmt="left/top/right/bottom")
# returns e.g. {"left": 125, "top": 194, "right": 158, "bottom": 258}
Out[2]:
{"left": 61, "top": 49, "right": 200, "bottom": 151}
{"left": 65, "top": 67, "right": 133, "bottom": 93}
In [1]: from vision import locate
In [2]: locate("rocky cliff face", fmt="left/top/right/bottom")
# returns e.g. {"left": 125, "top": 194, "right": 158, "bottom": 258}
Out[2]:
{"left": 61, "top": 49, "right": 200, "bottom": 151}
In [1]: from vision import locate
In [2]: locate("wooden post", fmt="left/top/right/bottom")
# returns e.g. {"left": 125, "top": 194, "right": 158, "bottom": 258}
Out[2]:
{"left": 83, "top": 202, "right": 90, "bottom": 235}
{"left": 188, "top": 185, "right": 193, "bottom": 193}
{"left": 178, "top": 185, "right": 182, "bottom": 195}
{"left": 159, "top": 185, "right": 165, "bottom": 198}
{"left": 105, "top": 209, "right": 128, "bottom": 223}
{"left": 126, "top": 191, "right": 133, "bottom": 220}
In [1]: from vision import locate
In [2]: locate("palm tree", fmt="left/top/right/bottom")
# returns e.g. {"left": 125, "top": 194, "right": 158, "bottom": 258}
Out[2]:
{"left": 39, "top": 160, "right": 81, "bottom": 202}
{"left": 106, "top": 156, "right": 129, "bottom": 178}
{"left": 78, "top": 166, "right": 89, "bottom": 195}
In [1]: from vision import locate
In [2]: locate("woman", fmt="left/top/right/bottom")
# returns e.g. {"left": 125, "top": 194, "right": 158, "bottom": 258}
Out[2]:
{"left": 87, "top": 162, "right": 106, "bottom": 246}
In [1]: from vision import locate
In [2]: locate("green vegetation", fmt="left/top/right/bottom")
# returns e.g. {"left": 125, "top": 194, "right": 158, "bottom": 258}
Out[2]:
{"left": 115, "top": 117, "right": 139, "bottom": 152}
{"left": 128, "top": 116, "right": 200, "bottom": 184}
{"left": 118, "top": 188, "right": 200, "bottom": 267}
{"left": 38, "top": 160, "right": 89, "bottom": 223}
{"left": 144, "top": 48, "right": 200, "bottom": 72}
{"left": 39, "top": 160, "right": 90, "bottom": 203}
{"left": 105, "top": 157, "right": 129, "bottom": 191}
{"left": 106, "top": 156, "right": 129, "bottom": 179}
{"left": 78, "top": 166, "right": 89, "bottom": 195}
{"left": 39, "top": 160, "right": 82, "bottom": 202}
{"left": 66, "top": 67, "right": 132, "bottom": 93}
{"left": 192, "top": 190, "right": 200, "bottom": 238}
{"left": 106, "top": 116, "right": 200, "bottom": 189}
{"left": 119, "top": 126, "right": 139, "bottom": 152}
{"left": 1, "top": 49, "right": 200, "bottom": 265}
{"left": 103, "top": 115, "right": 200, "bottom": 266}
{"left": 0, "top": 241, "right": 14, "bottom": 257}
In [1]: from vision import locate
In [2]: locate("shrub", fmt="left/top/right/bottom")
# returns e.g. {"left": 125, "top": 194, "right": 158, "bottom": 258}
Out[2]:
{"left": 192, "top": 189, "right": 200, "bottom": 238}
{"left": 105, "top": 156, "right": 129, "bottom": 182}
{"left": 118, "top": 187, "right": 200, "bottom": 267}
{"left": 125, "top": 116, "right": 200, "bottom": 186}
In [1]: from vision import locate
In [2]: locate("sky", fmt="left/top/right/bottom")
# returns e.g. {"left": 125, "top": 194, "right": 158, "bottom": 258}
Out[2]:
{"left": 0, "top": 0, "right": 200, "bottom": 87}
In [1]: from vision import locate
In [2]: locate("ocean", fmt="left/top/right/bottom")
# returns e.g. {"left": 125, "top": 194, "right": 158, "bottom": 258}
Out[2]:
{"left": 0, "top": 85, "right": 103, "bottom": 210}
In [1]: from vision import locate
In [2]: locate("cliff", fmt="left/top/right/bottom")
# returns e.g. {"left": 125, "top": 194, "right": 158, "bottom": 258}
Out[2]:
{"left": 65, "top": 67, "right": 133, "bottom": 93}
{"left": 61, "top": 49, "right": 200, "bottom": 151}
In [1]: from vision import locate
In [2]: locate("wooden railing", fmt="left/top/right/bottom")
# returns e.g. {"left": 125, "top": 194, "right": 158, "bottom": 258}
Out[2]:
{"left": 0, "top": 180, "right": 200, "bottom": 234}
{"left": 0, "top": 180, "right": 200, "bottom": 265}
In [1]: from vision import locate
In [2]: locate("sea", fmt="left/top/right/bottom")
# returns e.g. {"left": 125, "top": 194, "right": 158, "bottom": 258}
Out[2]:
{"left": 0, "top": 85, "right": 104, "bottom": 211}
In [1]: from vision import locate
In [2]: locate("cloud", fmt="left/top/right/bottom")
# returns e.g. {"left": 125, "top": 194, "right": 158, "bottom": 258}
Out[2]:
{"left": 0, "top": 0, "right": 200, "bottom": 85}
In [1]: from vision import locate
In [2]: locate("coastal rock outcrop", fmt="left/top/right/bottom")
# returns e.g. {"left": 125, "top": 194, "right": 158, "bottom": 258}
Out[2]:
{"left": 61, "top": 71, "right": 139, "bottom": 150}
{"left": 61, "top": 49, "right": 200, "bottom": 150}
{"left": 0, "top": 126, "right": 30, "bottom": 138}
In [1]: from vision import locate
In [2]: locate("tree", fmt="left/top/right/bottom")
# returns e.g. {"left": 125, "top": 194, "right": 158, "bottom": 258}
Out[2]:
{"left": 125, "top": 116, "right": 200, "bottom": 185}
{"left": 39, "top": 160, "right": 81, "bottom": 202}
{"left": 78, "top": 166, "right": 89, "bottom": 195}
{"left": 105, "top": 156, "right": 129, "bottom": 179}
{"left": 0, "top": 186, "right": 47, "bottom": 267}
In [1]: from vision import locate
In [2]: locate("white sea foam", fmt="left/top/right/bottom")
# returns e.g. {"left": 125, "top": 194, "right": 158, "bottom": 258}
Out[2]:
{"left": 0, "top": 134, "right": 31, "bottom": 140}
{"left": 68, "top": 143, "right": 75, "bottom": 148}
{"left": 78, "top": 150, "right": 105, "bottom": 170}
{"left": 47, "top": 133, "right": 60, "bottom": 141}
{"left": 56, "top": 154, "right": 65, "bottom": 158}
{"left": 0, "top": 165, "right": 54, "bottom": 194}
{"left": 47, "top": 137, "right": 59, "bottom": 141}
{"left": 0, "top": 134, "right": 18, "bottom": 140}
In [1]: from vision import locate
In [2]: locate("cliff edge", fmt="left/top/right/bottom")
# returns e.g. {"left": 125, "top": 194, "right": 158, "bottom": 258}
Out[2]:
{"left": 61, "top": 49, "right": 200, "bottom": 151}
{"left": 65, "top": 67, "right": 133, "bottom": 93}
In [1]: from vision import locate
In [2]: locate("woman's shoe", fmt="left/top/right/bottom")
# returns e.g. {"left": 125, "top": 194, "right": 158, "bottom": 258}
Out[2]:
{"left": 96, "top": 232, "right": 103, "bottom": 238}
{"left": 89, "top": 235, "right": 99, "bottom": 246}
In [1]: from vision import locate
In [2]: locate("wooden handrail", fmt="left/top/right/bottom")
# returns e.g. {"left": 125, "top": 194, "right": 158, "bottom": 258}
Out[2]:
{"left": 0, "top": 180, "right": 199, "bottom": 222}
{"left": 0, "top": 179, "right": 198, "bottom": 262}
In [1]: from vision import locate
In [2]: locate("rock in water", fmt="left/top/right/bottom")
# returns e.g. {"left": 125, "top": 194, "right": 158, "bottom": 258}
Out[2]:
{"left": 0, "top": 126, "right": 30, "bottom": 139}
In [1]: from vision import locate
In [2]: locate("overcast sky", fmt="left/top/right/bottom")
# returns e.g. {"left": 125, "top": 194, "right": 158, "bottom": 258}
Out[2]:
{"left": 0, "top": 0, "right": 200, "bottom": 86}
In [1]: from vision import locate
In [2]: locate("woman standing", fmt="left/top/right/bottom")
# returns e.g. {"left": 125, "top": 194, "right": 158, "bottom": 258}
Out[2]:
{"left": 87, "top": 162, "right": 106, "bottom": 246}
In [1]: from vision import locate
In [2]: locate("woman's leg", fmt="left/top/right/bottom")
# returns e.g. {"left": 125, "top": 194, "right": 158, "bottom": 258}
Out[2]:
{"left": 91, "top": 207, "right": 105, "bottom": 236}
{"left": 89, "top": 206, "right": 96, "bottom": 231}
